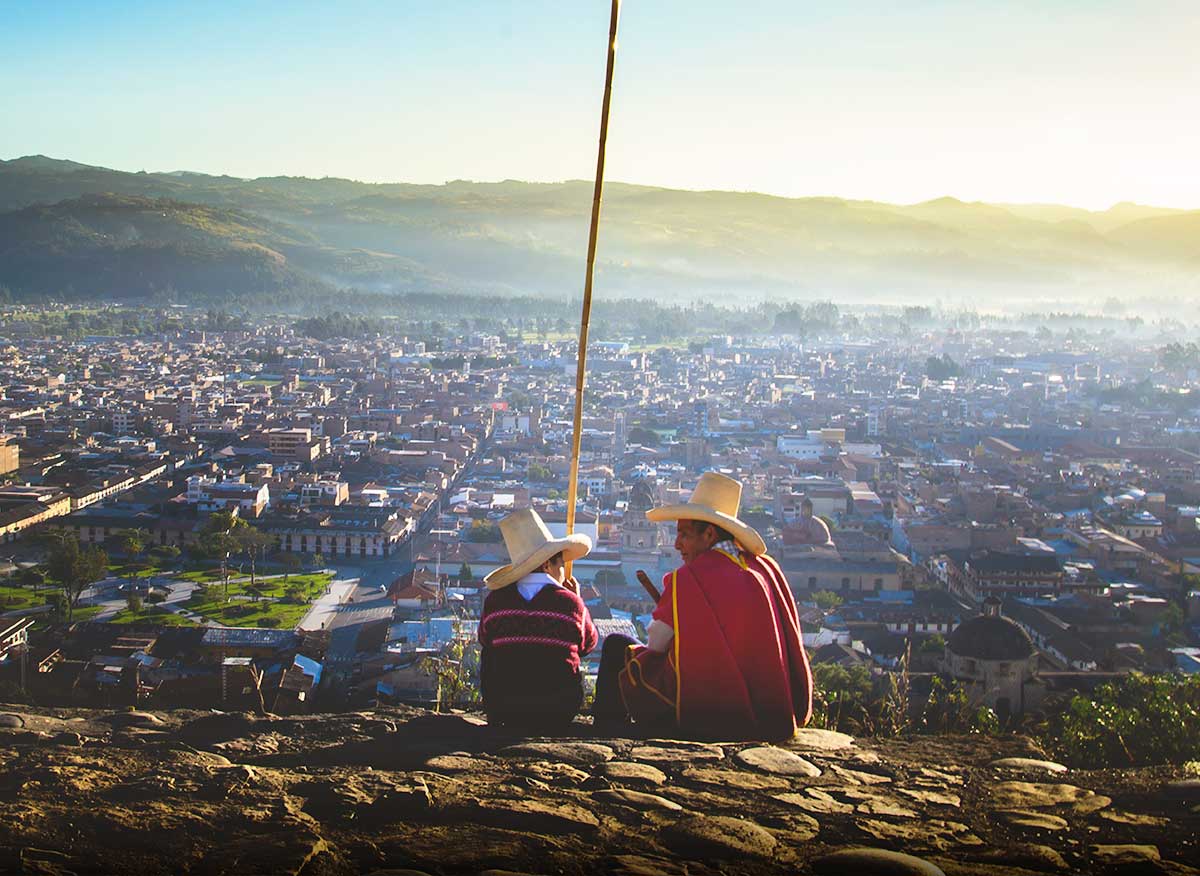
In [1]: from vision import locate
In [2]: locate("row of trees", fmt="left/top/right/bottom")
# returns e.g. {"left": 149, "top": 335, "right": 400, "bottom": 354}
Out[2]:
{"left": 0, "top": 306, "right": 189, "bottom": 340}
{"left": 924, "top": 354, "right": 963, "bottom": 380}
{"left": 41, "top": 531, "right": 108, "bottom": 622}
{"left": 194, "top": 512, "right": 275, "bottom": 596}
{"left": 1159, "top": 341, "right": 1200, "bottom": 375}
{"left": 94, "top": 515, "right": 277, "bottom": 596}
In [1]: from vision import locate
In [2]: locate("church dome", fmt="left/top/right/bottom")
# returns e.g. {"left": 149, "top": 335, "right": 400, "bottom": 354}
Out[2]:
{"left": 947, "top": 614, "right": 1035, "bottom": 662}
{"left": 628, "top": 479, "right": 656, "bottom": 512}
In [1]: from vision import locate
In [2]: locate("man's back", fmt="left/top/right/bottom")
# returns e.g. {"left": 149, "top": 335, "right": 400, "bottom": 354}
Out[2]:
{"left": 479, "top": 584, "right": 597, "bottom": 725}
{"left": 640, "top": 548, "right": 811, "bottom": 740}
{"left": 681, "top": 549, "right": 811, "bottom": 734}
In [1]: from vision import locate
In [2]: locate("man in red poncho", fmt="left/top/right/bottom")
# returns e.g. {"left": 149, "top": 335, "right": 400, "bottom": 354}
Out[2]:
{"left": 593, "top": 472, "right": 813, "bottom": 740}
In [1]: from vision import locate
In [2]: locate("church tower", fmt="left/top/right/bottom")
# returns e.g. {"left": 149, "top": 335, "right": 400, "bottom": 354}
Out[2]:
{"left": 622, "top": 478, "right": 661, "bottom": 552}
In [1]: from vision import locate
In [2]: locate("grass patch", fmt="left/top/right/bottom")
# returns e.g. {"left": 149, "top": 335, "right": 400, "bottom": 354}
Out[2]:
{"left": 106, "top": 564, "right": 163, "bottom": 580}
{"left": 32, "top": 604, "right": 108, "bottom": 630}
{"left": 191, "top": 572, "right": 333, "bottom": 600}
{"left": 251, "top": 573, "right": 333, "bottom": 600}
{"left": 0, "top": 583, "right": 47, "bottom": 612}
{"left": 185, "top": 597, "right": 310, "bottom": 629}
{"left": 178, "top": 569, "right": 226, "bottom": 584}
{"left": 108, "top": 606, "right": 198, "bottom": 627}
{"left": 184, "top": 573, "right": 332, "bottom": 629}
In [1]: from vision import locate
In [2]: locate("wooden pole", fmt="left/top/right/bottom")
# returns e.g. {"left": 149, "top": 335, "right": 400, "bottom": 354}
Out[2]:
{"left": 566, "top": 0, "right": 620, "bottom": 569}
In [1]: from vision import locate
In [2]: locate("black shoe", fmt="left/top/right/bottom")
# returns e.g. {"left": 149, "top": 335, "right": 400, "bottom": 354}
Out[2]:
{"left": 591, "top": 712, "right": 632, "bottom": 734}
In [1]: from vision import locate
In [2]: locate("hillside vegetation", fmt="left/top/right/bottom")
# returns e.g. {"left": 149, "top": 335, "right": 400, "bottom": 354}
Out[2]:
{"left": 1, "top": 155, "right": 1196, "bottom": 307}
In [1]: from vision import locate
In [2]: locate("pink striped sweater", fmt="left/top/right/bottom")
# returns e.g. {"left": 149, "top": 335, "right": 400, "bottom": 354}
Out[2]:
{"left": 479, "top": 583, "right": 598, "bottom": 695}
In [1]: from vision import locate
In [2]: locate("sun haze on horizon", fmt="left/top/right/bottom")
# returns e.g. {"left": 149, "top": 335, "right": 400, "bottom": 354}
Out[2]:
{"left": 1, "top": 0, "right": 1197, "bottom": 212}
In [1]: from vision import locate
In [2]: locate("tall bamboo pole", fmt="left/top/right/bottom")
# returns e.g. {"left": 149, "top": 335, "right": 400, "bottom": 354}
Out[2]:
{"left": 566, "top": 0, "right": 620, "bottom": 567}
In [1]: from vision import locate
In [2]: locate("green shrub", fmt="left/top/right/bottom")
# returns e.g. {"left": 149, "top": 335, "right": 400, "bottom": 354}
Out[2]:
{"left": 810, "top": 663, "right": 874, "bottom": 734}
{"left": 812, "top": 655, "right": 995, "bottom": 738}
{"left": 1041, "top": 673, "right": 1200, "bottom": 767}
{"left": 920, "top": 675, "right": 1000, "bottom": 735}
{"left": 44, "top": 592, "right": 67, "bottom": 620}
{"left": 420, "top": 635, "right": 481, "bottom": 712}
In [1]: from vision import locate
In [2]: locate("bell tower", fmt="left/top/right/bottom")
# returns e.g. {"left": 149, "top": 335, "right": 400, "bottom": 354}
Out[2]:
{"left": 622, "top": 478, "right": 660, "bottom": 552}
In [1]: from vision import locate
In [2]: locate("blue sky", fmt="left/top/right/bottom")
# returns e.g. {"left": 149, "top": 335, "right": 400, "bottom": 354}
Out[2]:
{"left": 2, "top": 0, "right": 1197, "bottom": 208}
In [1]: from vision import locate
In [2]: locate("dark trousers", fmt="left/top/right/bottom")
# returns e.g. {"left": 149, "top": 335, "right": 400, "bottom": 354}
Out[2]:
{"left": 483, "top": 673, "right": 584, "bottom": 734}
{"left": 593, "top": 633, "right": 639, "bottom": 721}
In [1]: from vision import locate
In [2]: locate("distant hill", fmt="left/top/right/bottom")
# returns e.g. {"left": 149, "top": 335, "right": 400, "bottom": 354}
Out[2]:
{"left": 0, "top": 194, "right": 314, "bottom": 300}
{"left": 1106, "top": 211, "right": 1200, "bottom": 263}
{"left": 0, "top": 155, "right": 1196, "bottom": 307}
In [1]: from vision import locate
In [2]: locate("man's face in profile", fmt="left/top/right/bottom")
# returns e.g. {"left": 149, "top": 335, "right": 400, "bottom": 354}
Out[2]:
{"left": 674, "top": 520, "right": 716, "bottom": 564}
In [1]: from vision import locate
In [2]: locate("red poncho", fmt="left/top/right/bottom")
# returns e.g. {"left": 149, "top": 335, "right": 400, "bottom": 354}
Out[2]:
{"left": 618, "top": 548, "right": 812, "bottom": 740}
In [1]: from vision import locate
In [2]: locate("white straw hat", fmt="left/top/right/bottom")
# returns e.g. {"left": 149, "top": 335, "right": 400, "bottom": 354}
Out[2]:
{"left": 646, "top": 471, "right": 766, "bottom": 556}
{"left": 483, "top": 508, "right": 592, "bottom": 590}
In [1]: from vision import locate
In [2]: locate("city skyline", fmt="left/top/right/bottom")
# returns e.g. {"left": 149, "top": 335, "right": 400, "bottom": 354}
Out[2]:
{"left": 2, "top": 0, "right": 1198, "bottom": 210}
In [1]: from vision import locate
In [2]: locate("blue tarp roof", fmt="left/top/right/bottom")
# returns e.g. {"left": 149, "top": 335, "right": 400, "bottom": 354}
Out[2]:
{"left": 293, "top": 653, "right": 323, "bottom": 687}
{"left": 1046, "top": 539, "right": 1080, "bottom": 557}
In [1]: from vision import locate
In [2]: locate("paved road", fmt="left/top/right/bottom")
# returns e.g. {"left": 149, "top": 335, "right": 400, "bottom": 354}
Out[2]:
{"left": 76, "top": 573, "right": 200, "bottom": 622}
{"left": 316, "top": 558, "right": 412, "bottom": 663}
{"left": 296, "top": 578, "right": 357, "bottom": 632}
{"left": 325, "top": 588, "right": 396, "bottom": 664}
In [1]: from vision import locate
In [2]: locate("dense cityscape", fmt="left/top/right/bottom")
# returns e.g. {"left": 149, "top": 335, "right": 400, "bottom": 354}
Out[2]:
{"left": 2, "top": 304, "right": 1197, "bottom": 725}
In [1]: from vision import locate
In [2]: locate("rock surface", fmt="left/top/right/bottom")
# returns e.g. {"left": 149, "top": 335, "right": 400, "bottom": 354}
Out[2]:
{"left": 660, "top": 814, "right": 777, "bottom": 859}
{"left": 989, "top": 757, "right": 1069, "bottom": 774}
{"left": 812, "top": 847, "right": 946, "bottom": 875}
{"left": 736, "top": 745, "right": 822, "bottom": 777}
{"left": 0, "top": 703, "right": 1197, "bottom": 875}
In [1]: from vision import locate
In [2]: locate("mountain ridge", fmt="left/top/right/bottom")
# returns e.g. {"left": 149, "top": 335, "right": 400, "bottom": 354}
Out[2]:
{"left": 1, "top": 156, "right": 1196, "bottom": 307}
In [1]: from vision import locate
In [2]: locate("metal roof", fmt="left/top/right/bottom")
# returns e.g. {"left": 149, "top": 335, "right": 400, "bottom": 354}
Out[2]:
{"left": 201, "top": 627, "right": 295, "bottom": 648}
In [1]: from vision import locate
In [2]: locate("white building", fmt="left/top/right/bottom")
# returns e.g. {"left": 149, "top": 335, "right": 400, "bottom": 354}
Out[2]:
{"left": 777, "top": 429, "right": 883, "bottom": 461}
{"left": 112, "top": 411, "right": 138, "bottom": 435}
{"left": 299, "top": 480, "right": 349, "bottom": 507}
{"left": 186, "top": 476, "right": 270, "bottom": 516}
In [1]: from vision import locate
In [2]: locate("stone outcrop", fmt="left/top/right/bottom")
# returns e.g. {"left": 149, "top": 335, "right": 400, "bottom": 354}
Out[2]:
{"left": 1, "top": 706, "right": 1198, "bottom": 875}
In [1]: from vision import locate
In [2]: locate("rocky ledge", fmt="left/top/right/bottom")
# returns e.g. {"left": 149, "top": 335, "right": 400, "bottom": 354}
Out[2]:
{"left": 1, "top": 706, "right": 1197, "bottom": 876}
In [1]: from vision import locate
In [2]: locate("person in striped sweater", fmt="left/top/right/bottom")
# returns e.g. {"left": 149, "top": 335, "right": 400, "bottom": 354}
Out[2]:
{"left": 479, "top": 508, "right": 598, "bottom": 732}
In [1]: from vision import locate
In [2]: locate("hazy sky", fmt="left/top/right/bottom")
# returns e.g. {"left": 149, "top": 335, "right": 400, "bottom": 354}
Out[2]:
{"left": 3, "top": 0, "right": 1197, "bottom": 209}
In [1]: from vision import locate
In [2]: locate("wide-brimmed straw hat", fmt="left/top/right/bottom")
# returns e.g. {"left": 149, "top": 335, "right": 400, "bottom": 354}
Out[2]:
{"left": 646, "top": 471, "right": 766, "bottom": 556}
{"left": 483, "top": 508, "right": 592, "bottom": 590}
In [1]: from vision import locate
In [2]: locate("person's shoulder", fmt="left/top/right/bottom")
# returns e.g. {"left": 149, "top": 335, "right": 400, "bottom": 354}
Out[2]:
{"left": 547, "top": 586, "right": 587, "bottom": 610}
{"left": 482, "top": 587, "right": 511, "bottom": 609}
{"left": 751, "top": 552, "right": 783, "bottom": 573}
{"left": 688, "top": 550, "right": 753, "bottom": 581}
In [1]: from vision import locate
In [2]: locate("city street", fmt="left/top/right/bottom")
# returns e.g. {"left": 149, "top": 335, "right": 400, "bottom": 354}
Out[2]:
{"left": 318, "top": 558, "right": 411, "bottom": 663}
